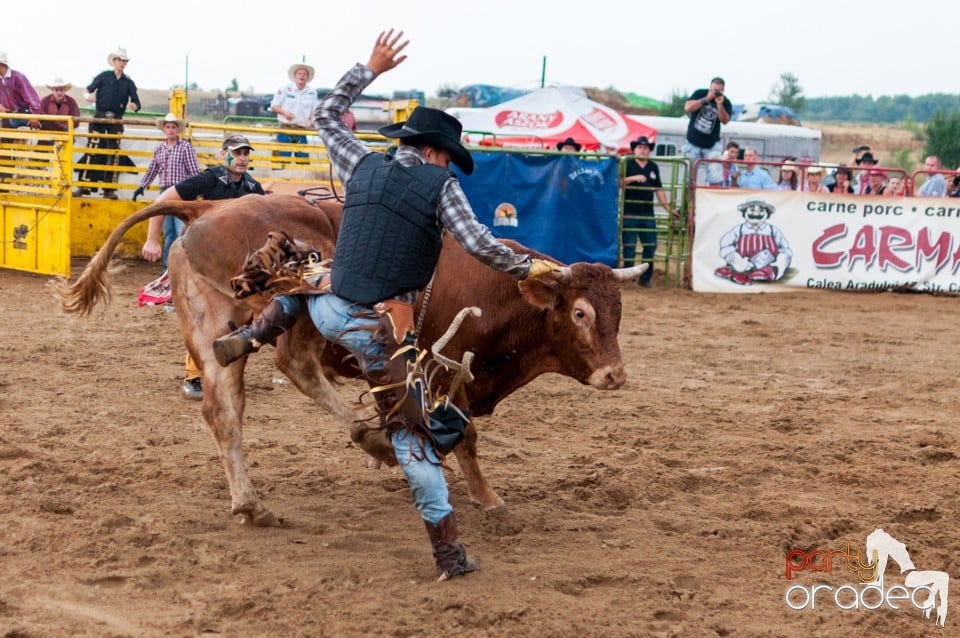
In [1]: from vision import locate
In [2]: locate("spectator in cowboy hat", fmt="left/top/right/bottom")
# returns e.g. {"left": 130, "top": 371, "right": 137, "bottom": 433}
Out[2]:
{"left": 136, "top": 113, "right": 201, "bottom": 266}
{"left": 75, "top": 47, "right": 141, "bottom": 199}
{"left": 270, "top": 62, "right": 319, "bottom": 164}
{"left": 556, "top": 136, "right": 581, "bottom": 152}
{"left": 776, "top": 160, "right": 799, "bottom": 191}
{"left": 865, "top": 167, "right": 889, "bottom": 195}
{"left": 855, "top": 152, "right": 879, "bottom": 194}
{"left": 804, "top": 165, "right": 830, "bottom": 193}
{"left": 38, "top": 77, "right": 80, "bottom": 137}
{"left": 621, "top": 135, "right": 674, "bottom": 287}
{"left": 851, "top": 145, "right": 873, "bottom": 165}
{"left": 0, "top": 52, "right": 42, "bottom": 130}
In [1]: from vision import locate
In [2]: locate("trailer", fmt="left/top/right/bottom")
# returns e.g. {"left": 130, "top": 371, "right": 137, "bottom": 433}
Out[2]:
{"left": 626, "top": 114, "right": 822, "bottom": 163}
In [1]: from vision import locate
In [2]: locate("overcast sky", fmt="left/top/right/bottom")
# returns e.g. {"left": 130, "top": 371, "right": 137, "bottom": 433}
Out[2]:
{"left": 7, "top": 0, "right": 955, "bottom": 103}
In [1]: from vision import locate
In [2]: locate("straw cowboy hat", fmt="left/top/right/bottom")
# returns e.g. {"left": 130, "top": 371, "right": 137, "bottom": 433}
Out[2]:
{"left": 107, "top": 47, "right": 130, "bottom": 65}
{"left": 46, "top": 78, "right": 73, "bottom": 91}
{"left": 287, "top": 63, "right": 315, "bottom": 83}
{"left": 0, "top": 52, "right": 8, "bottom": 66}
{"left": 156, "top": 112, "right": 185, "bottom": 131}
{"left": 379, "top": 106, "right": 473, "bottom": 174}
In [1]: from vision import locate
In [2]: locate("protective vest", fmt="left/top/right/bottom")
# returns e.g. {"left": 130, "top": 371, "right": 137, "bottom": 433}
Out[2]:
{"left": 332, "top": 153, "right": 451, "bottom": 305}
{"left": 205, "top": 165, "right": 262, "bottom": 200}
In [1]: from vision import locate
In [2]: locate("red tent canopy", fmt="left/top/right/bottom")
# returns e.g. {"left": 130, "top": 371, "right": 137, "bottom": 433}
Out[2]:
{"left": 450, "top": 86, "right": 657, "bottom": 153}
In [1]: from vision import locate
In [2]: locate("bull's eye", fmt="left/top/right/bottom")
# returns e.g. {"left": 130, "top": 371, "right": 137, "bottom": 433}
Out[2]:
{"left": 571, "top": 299, "right": 595, "bottom": 329}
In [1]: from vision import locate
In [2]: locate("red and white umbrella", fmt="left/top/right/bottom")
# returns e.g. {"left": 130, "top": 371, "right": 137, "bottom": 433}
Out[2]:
{"left": 450, "top": 86, "right": 657, "bottom": 153}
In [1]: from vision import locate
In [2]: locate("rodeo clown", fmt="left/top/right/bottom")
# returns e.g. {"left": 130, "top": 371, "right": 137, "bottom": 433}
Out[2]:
{"left": 212, "top": 29, "right": 561, "bottom": 581}
{"left": 714, "top": 199, "right": 792, "bottom": 286}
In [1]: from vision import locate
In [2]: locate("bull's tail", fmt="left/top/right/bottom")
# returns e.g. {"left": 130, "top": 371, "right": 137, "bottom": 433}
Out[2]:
{"left": 57, "top": 200, "right": 215, "bottom": 316}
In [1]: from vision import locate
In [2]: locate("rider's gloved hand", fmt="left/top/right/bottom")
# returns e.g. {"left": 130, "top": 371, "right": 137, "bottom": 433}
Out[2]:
{"left": 525, "top": 258, "right": 560, "bottom": 280}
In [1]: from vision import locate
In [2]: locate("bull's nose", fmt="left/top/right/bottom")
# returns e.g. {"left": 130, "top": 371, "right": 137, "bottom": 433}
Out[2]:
{"left": 590, "top": 363, "right": 626, "bottom": 390}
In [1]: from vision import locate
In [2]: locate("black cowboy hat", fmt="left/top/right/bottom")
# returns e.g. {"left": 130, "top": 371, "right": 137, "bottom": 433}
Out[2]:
{"left": 378, "top": 106, "right": 474, "bottom": 175}
{"left": 855, "top": 152, "right": 878, "bottom": 166}
{"left": 630, "top": 136, "right": 655, "bottom": 151}
{"left": 556, "top": 136, "right": 581, "bottom": 151}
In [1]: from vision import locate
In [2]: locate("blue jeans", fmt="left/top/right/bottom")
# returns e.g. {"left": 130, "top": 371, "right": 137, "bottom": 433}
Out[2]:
{"left": 162, "top": 214, "right": 185, "bottom": 269}
{"left": 682, "top": 139, "right": 724, "bottom": 185}
{"left": 277, "top": 293, "right": 453, "bottom": 524}
{"left": 277, "top": 132, "right": 309, "bottom": 159}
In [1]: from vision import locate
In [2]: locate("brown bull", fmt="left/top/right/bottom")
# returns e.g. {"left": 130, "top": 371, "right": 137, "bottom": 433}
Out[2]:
{"left": 60, "top": 193, "right": 643, "bottom": 526}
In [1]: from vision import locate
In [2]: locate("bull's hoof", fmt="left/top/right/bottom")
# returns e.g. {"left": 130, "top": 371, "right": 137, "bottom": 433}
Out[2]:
{"left": 352, "top": 423, "right": 398, "bottom": 467}
{"left": 468, "top": 491, "right": 505, "bottom": 512}
{"left": 483, "top": 502, "right": 508, "bottom": 515}
{"left": 350, "top": 421, "right": 375, "bottom": 443}
{"left": 231, "top": 503, "right": 283, "bottom": 527}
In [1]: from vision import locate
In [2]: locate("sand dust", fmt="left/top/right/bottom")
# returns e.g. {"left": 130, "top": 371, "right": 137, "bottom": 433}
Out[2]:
{"left": 2, "top": 260, "right": 958, "bottom": 637}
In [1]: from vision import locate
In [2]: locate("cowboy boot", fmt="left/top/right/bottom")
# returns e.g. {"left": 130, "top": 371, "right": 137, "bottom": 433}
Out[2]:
{"left": 213, "top": 299, "right": 299, "bottom": 367}
{"left": 424, "top": 512, "right": 479, "bottom": 582}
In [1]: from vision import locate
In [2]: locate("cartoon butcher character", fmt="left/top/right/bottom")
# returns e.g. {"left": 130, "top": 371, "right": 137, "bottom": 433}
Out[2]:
{"left": 714, "top": 199, "right": 792, "bottom": 285}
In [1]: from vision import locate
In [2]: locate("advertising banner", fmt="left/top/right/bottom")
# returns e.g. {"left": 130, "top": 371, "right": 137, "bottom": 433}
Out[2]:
{"left": 692, "top": 189, "right": 960, "bottom": 294}
{"left": 457, "top": 152, "right": 620, "bottom": 265}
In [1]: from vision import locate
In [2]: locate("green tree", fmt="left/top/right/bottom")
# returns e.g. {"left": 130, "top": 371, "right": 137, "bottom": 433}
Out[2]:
{"left": 226, "top": 77, "right": 239, "bottom": 92}
{"left": 659, "top": 89, "right": 688, "bottom": 117}
{"left": 924, "top": 110, "right": 960, "bottom": 169}
{"left": 769, "top": 73, "right": 805, "bottom": 112}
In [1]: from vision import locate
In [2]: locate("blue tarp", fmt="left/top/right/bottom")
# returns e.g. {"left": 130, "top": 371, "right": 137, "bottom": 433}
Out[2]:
{"left": 452, "top": 84, "right": 533, "bottom": 108}
{"left": 455, "top": 152, "right": 621, "bottom": 266}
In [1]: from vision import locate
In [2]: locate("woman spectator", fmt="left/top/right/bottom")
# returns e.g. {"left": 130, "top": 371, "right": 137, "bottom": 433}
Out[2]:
{"left": 804, "top": 165, "right": 831, "bottom": 193}
{"left": 883, "top": 175, "right": 906, "bottom": 197}
{"left": 829, "top": 166, "right": 854, "bottom": 194}
{"left": 776, "top": 160, "right": 799, "bottom": 190}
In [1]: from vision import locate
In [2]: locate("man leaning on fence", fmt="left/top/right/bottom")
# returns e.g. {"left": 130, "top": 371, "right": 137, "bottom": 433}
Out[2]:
{"left": 0, "top": 52, "right": 41, "bottom": 131}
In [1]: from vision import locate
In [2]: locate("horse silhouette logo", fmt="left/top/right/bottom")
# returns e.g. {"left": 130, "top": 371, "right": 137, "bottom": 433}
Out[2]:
{"left": 785, "top": 527, "right": 948, "bottom": 626}
{"left": 865, "top": 528, "right": 949, "bottom": 627}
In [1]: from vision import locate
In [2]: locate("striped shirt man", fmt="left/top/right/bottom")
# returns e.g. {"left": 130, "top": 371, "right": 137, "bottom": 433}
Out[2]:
{"left": 139, "top": 139, "right": 201, "bottom": 190}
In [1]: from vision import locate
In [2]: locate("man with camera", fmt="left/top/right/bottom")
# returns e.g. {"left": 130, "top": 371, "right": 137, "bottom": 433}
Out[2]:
{"left": 683, "top": 77, "right": 732, "bottom": 186}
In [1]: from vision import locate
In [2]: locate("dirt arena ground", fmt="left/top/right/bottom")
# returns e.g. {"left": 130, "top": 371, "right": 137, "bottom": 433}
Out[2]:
{"left": 2, "top": 260, "right": 959, "bottom": 637}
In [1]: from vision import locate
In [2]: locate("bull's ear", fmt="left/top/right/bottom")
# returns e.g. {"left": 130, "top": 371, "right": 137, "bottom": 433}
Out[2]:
{"left": 517, "top": 278, "right": 560, "bottom": 309}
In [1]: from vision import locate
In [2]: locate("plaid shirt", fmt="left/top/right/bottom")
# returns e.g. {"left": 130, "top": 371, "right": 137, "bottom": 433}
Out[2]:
{"left": 139, "top": 139, "right": 201, "bottom": 189}
{"left": 0, "top": 68, "right": 41, "bottom": 114}
{"left": 315, "top": 63, "right": 531, "bottom": 279}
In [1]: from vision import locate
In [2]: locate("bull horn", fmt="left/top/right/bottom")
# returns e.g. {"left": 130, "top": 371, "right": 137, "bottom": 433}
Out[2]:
{"left": 612, "top": 263, "right": 649, "bottom": 282}
{"left": 547, "top": 266, "right": 573, "bottom": 284}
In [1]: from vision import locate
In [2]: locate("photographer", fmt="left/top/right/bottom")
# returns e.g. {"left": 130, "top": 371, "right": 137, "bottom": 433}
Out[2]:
{"left": 683, "top": 77, "right": 732, "bottom": 186}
